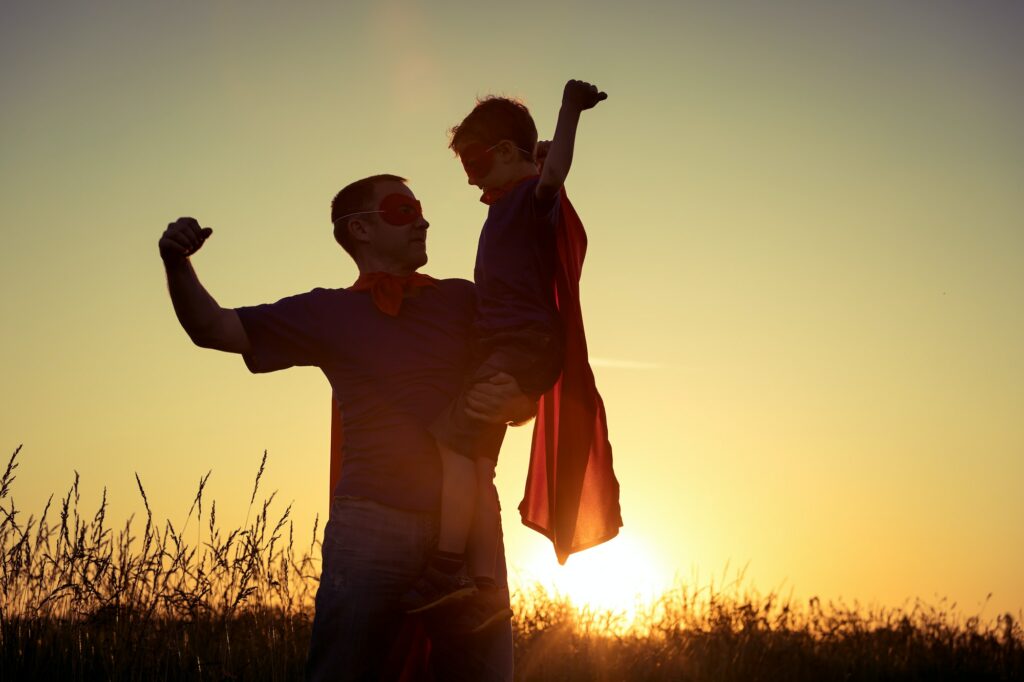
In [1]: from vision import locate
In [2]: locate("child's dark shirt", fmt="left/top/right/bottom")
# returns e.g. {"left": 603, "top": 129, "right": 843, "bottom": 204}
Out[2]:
{"left": 427, "top": 177, "right": 564, "bottom": 460}
{"left": 474, "top": 176, "right": 560, "bottom": 337}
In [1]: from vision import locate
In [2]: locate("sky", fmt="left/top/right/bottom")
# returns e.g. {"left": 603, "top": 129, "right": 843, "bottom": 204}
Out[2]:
{"left": 2, "top": 1, "right": 1022, "bottom": 620}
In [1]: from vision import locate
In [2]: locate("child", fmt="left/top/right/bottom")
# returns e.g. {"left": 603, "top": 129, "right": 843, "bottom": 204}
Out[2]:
{"left": 400, "top": 80, "right": 608, "bottom": 632}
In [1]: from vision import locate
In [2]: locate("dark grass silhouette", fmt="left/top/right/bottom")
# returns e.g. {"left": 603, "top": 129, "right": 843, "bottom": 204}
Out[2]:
{"left": 2, "top": 445, "right": 1021, "bottom": 681}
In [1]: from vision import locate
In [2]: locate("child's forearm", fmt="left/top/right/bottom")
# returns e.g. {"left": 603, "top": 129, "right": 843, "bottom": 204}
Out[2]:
{"left": 539, "top": 105, "right": 582, "bottom": 193}
{"left": 537, "top": 80, "right": 605, "bottom": 195}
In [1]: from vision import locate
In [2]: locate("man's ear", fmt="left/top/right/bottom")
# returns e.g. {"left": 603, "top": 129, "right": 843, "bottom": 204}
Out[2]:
{"left": 348, "top": 218, "right": 372, "bottom": 246}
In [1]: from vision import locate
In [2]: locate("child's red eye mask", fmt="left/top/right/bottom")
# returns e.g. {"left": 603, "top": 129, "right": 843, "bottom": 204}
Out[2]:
{"left": 459, "top": 141, "right": 536, "bottom": 182}
{"left": 459, "top": 142, "right": 497, "bottom": 182}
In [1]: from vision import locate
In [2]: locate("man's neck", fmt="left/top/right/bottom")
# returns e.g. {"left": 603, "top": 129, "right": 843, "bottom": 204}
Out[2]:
{"left": 355, "top": 257, "right": 416, "bottom": 277}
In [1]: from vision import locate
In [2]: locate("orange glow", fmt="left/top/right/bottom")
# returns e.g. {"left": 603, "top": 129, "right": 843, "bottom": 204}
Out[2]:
{"left": 512, "top": 532, "right": 671, "bottom": 619}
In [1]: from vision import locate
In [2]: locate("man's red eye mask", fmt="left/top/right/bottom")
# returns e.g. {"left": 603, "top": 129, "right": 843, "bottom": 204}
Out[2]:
{"left": 378, "top": 193, "right": 423, "bottom": 226}
{"left": 332, "top": 193, "right": 423, "bottom": 227}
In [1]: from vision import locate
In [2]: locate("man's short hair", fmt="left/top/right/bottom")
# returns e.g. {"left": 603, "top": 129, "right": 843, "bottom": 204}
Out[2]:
{"left": 449, "top": 96, "right": 537, "bottom": 163}
{"left": 330, "top": 174, "right": 407, "bottom": 256}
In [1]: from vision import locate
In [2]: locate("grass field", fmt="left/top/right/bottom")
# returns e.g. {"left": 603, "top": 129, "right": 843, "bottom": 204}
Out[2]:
{"left": 2, "top": 445, "right": 1021, "bottom": 681}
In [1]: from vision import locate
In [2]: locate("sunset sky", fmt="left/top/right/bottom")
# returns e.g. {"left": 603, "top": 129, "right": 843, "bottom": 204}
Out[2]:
{"left": 2, "top": 1, "right": 1022, "bottom": 619}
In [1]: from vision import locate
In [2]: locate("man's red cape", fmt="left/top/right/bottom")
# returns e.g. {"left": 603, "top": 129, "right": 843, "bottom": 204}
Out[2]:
{"left": 518, "top": 189, "right": 622, "bottom": 564}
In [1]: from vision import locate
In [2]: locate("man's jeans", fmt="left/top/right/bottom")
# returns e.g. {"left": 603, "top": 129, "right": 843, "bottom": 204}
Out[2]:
{"left": 305, "top": 496, "right": 514, "bottom": 682}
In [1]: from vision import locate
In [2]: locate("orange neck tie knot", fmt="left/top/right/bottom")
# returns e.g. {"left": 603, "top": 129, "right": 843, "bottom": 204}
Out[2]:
{"left": 349, "top": 271, "right": 438, "bottom": 316}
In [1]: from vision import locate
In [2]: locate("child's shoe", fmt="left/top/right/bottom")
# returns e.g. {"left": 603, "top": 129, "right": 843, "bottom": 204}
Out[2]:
{"left": 400, "top": 564, "right": 477, "bottom": 614}
{"left": 452, "top": 585, "right": 514, "bottom": 634}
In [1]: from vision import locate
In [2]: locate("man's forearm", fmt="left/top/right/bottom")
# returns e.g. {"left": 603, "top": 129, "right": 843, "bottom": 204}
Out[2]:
{"left": 539, "top": 106, "right": 581, "bottom": 191}
{"left": 164, "top": 258, "right": 227, "bottom": 344}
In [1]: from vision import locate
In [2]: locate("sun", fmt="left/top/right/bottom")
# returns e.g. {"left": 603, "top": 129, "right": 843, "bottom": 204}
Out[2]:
{"left": 511, "top": 530, "right": 670, "bottom": 617}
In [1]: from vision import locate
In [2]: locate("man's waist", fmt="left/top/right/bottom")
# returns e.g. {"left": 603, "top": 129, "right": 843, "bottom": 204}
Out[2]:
{"left": 332, "top": 452, "right": 441, "bottom": 514}
{"left": 329, "top": 494, "right": 438, "bottom": 519}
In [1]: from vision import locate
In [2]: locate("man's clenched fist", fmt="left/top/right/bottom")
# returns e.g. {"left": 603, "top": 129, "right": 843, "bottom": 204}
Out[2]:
{"left": 160, "top": 217, "right": 213, "bottom": 263}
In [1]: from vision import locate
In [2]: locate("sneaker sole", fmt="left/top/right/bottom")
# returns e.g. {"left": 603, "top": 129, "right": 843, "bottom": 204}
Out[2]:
{"left": 469, "top": 607, "right": 514, "bottom": 634}
{"left": 405, "top": 586, "right": 478, "bottom": 614}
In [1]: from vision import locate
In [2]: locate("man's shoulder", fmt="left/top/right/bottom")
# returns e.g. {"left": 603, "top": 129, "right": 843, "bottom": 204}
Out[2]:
{"left": 434, "top": 277, "right": 475, "bottom": 293}
{"left": 295, "top": 286, "right": 357, "bottom": 304}
{"left": 428, "top": 277, "right": 476, "bottom": 309}
{"left": 305, "top": 285, "right": 351, "bottom": 299}
{"left": 234, "top": 286, "right": 357, "bottom": 315}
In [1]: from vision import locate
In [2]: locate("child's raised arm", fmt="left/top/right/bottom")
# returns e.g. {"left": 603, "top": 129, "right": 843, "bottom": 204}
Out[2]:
{"left": 536, "top": 79, "right": 607, "bottom": 202}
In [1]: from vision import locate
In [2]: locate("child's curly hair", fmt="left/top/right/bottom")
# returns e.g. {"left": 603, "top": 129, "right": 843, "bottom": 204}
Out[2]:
{"left": 449, "top": 96, "right": 537, "bottom": 162}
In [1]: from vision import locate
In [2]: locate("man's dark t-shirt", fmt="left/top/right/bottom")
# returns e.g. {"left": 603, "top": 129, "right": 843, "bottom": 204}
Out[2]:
{"left": 234, "top": 279, "right": 476, "bottom": 512}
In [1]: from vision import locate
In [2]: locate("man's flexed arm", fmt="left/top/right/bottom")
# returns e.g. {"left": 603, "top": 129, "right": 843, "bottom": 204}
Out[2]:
{"left": 160, "top": 217, "right": 250, "bottom": 354}
{"left": 536, "top": 79, "right": 607, "bottom": 202}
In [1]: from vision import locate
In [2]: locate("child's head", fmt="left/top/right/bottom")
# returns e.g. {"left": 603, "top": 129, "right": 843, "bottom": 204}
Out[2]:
{"left": 449, "top": 96, "right": 538, "bottom": 190}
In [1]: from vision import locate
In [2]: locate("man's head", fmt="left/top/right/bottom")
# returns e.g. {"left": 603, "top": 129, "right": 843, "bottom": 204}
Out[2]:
{"left": 449, "top": 96, "right": 538, "bottom": 191}
{"left": 331, "top": 174, "right": 429, "bottom": 275}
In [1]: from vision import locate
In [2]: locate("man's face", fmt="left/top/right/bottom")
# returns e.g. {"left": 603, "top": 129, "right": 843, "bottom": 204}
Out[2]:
{"left": 360, "top": 181, "right": 429, "bottom": 271}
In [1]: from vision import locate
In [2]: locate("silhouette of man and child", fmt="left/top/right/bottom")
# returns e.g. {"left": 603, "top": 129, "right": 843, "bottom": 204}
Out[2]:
{"left": 160, "top": 79, "right": 621, "bottom": 681}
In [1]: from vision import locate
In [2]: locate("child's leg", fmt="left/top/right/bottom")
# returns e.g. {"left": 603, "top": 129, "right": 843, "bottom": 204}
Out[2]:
{"left": 451, "top": 456, "right": 513, "bottom": 634}
{"left": 436, "top": 443, "right": 478, "bottom": 556}
{"left": 465, "top": 457, "right": 499, "bottom": 581}
{"left": 430, "top": 358, "right": 507, "bottom": 560}
{"left": 399, "top": 443, "right": 479, "bottom": 613}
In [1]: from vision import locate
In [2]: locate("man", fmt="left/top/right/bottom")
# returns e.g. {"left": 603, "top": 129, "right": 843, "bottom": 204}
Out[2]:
{"left": 158, "top": 174, "right": 533, "bottom": 681}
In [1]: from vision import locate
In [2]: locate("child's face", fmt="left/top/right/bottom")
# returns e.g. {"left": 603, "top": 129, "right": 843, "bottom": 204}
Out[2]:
{"left": 454, "top": 139, "right": 500, "bottom": 189}
{"left": 454, "top": 138, "right": 528, "bottom": 190}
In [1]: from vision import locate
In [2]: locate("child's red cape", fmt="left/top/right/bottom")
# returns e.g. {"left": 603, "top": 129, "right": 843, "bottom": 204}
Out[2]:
{"left": 518, "top": 189, "right": 622, "bottom": 564}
